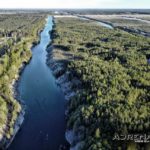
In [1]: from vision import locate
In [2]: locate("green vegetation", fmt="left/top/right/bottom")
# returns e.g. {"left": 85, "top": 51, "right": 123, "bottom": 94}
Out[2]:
{"left": 83, "top": 15, "right": 150, "bottom": 34}
{"left": 51, "top": 17, "right": 150, "bottom": 149}
{"left": 105, "top": 17, "right": 150, "bottom": 33}
{"left": 0, "top": 13, "right": 46, "bottom": 148}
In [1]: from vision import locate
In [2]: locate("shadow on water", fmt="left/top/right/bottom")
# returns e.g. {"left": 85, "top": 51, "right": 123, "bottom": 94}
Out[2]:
{"left": 8, "top": 16, "right": 68, "bottom": 150}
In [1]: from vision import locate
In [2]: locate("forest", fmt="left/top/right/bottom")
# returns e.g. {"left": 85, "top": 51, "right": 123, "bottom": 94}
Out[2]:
{"left": 0, "top": 13, "right": 46, "bottom": 148}
{"left": 50, "top": 17, "right": 150, "bottom": 150}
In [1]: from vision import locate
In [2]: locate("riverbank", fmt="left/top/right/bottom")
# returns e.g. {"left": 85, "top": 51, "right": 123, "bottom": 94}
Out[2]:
{"left": 0, "top": 56, "right": 31, "bottom": 150}
{"left": 5, "top": 30, "right": 46, "bottom": 148}
{"left": 46, "top": 18, "right": 77, "bottom": 148}
{"left": 0, "top": 63, "right": 28, "bottom": 149}
{"left": 46, "top": 32, "right": 84, "bottom": 149}
{"left": 0, "top": 14, "right": 48, "bottom": 149}
{"left": 46, "top": 45, "right": 81, "bottom": 150}
{"left": 0, "top": 29, "right": 45, "bottom": 149}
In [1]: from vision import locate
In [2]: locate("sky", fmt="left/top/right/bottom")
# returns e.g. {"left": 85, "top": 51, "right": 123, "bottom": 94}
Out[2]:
{"left": 0, "top": 0, "right": 149, "bottom": 9}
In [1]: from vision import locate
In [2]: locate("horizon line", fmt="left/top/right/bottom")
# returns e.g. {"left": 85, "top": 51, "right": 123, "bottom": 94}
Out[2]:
{"left": 0, "top": 8, "right": 150, "bottom": 10}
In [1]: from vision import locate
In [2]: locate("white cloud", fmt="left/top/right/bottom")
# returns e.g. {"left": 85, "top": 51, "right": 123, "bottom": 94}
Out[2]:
{"left": 0, "top": 0, "right": 149, "bottom": 8}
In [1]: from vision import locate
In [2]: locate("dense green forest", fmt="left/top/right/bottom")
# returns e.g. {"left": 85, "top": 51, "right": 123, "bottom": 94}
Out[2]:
{"left": 0, "top": 14, "right": 46, "bottom": 148}
{"left": 49, "top": 17, "right": 150, "bottom": 150}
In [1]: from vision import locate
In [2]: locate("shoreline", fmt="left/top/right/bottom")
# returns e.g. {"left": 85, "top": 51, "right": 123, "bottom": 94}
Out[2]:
{"left": 4, "top": 61, "right": 30, "bottom": 150}
{"left": 46, "top": 17, "right": 80, "bottom": 149}
{"left": 4, "top": 22, "right": 47, "bottom": 149}
{"left": 2, "top": 38, "right": 40, "bottom": 150}
{"left": 46, "top": 45, "right": 81, "bottom": 150}
{"left": 0, "top": 62, "right": 27, "bottom": 150}
{"left": 0, "top": 15, "right": 47, "bottom": 149}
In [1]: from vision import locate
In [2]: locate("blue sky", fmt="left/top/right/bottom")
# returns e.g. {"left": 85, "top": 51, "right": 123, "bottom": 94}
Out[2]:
{"left": 0, "top": 0, "right": 149, "bottom": 9}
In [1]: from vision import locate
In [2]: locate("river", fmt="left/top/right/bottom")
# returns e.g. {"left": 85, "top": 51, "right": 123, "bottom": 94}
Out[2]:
{"left": 8, "top": 16, "right": 68, "bottom": 150}
{"left": 78, "top": 16, "right": 114, "bottom": 29}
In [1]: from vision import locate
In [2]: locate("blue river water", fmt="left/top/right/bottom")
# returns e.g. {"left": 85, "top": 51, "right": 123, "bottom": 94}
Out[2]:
{"left": 9, "top": 16, "right": 67, "bottom": 150}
